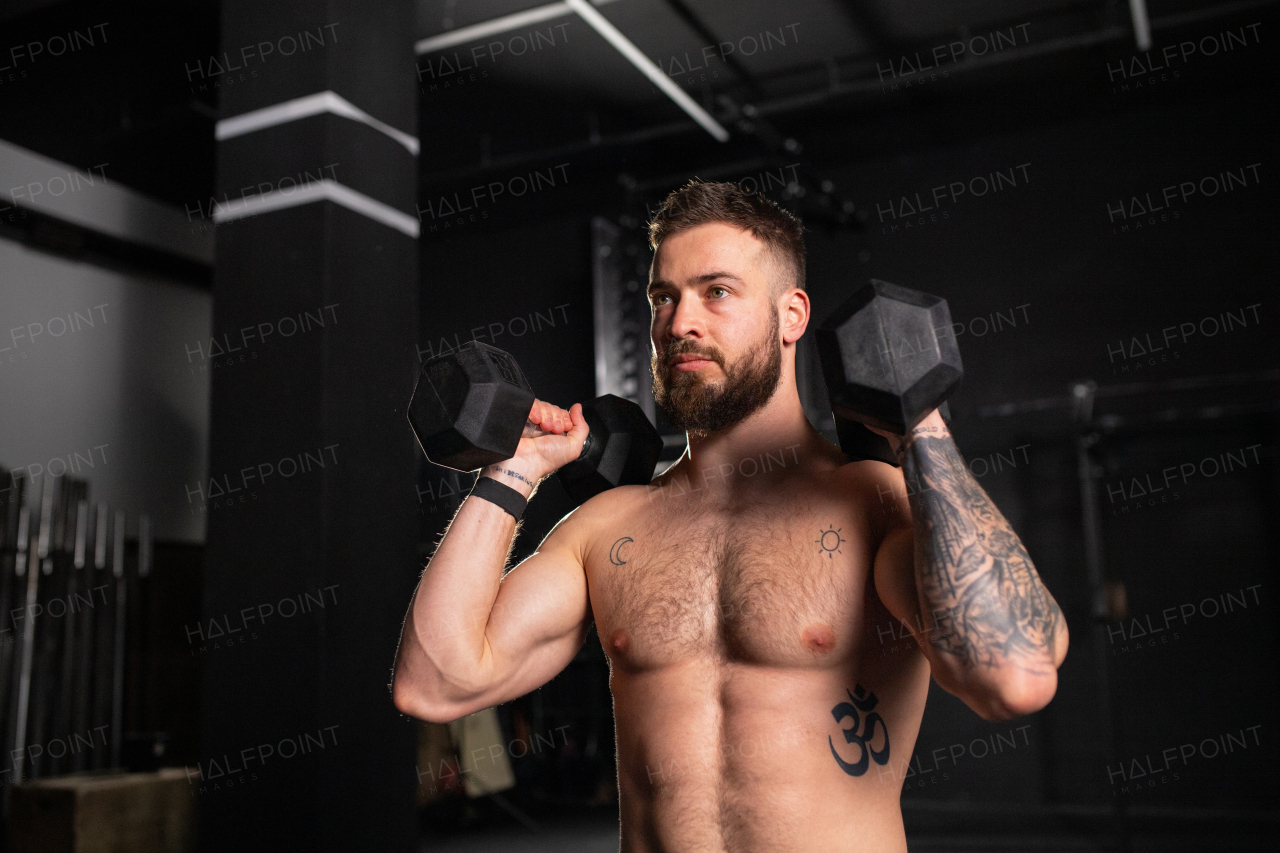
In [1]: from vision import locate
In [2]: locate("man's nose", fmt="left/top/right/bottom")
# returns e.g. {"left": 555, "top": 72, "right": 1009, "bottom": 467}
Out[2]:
{"left": 666, "top": 295, "right": 704, "bottom": 341}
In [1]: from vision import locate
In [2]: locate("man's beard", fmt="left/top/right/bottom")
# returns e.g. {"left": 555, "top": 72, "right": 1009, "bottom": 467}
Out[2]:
{"left": 651, "top": 308, "right": 783, "bottom": 437}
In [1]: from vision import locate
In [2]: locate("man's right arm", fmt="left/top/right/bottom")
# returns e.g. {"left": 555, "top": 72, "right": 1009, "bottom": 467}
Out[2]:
{"left": 391, "top": 401, "right": 592, "bottom": 723}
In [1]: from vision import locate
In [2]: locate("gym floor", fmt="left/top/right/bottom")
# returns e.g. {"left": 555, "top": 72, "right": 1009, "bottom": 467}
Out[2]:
{"left": 418, "top": 799, "right": 1280, "bottom": 852}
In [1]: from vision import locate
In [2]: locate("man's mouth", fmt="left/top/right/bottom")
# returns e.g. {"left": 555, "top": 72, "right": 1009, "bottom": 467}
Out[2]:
{"left": 669, "top": 353, "right": 717, "bottom": 372}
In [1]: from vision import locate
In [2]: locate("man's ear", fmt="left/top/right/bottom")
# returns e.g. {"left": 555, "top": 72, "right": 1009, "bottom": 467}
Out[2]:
{"left": 780, "top": 287, "right": 810, "bottom": 344}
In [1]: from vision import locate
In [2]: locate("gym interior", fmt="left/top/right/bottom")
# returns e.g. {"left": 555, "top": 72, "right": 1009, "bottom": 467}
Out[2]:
{"left": 0, "top": 0, "right": 1276, "bottom": 851}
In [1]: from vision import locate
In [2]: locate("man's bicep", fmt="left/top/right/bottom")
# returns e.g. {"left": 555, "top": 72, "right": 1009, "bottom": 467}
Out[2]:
{"left": 490, "top": 536, "right": 590, "bottom": 650}
{"left": 869, "top": 485, "right": 965, "bottom": 685}
{"left": 477, "top": 517, "right": 592, "bottom": 703}
{"left": 872, "top": 524, "right": 921, "bottom": 632}
{"left": 865, "top": 464, "right": 923, "bottom": 637}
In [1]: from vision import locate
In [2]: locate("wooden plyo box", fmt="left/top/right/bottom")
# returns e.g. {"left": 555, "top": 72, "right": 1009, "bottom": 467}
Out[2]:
{"left": 7, "top": 768, "right": 194, "bottom": 853}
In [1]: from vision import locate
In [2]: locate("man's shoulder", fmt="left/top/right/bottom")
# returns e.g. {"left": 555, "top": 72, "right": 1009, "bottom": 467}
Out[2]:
{"left": 824, "top": 456, "right": 912, "bottom": 534}
{"left": 828, "top": 453, "right": 906, "bottom": 491}
{"left": 571, "top": 480, "right": 654, "bottom": 511}
{"left": 544, "top": 482, "right": 652, "bottom": 543}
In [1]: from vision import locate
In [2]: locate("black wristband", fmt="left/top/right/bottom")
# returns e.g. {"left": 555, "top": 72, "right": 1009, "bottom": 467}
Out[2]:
{"left": 469, "top": 476, "right": 527, "bottom": 520}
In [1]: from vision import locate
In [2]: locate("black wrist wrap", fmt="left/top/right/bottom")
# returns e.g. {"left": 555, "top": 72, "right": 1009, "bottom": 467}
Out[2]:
{"left": 469, "top": 476, "right": 527, "bottom": 520}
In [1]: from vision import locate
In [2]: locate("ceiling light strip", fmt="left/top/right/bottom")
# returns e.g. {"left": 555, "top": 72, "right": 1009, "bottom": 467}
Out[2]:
{"left": 414, "top": 0, "right": 622, "bottom": 54}
{"left": 417, "top": 2, "right": 571, "bottom": 54}
{"left": 563, "top": 0, "right": 728, "bottom": 142}
{"left": 1128, "top": 0, "right": 1153, "bottom": 50}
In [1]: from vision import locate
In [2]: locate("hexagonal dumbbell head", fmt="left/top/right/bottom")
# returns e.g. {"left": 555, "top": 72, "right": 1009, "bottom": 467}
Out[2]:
{"left": 557, "top": 395, "right": 663, "bottom": 504}
{"left": 816, "top": 280, "right": 963, "bottom": 434}
{"left": 408, "top": 341, "right": 536, "bottom": 471}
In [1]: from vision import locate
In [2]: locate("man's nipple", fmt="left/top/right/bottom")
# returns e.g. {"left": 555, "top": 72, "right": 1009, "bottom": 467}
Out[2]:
{"left": 802, "top": 623, "right": 836, "bottom": 655}
{"left": 609, "top": 628, "right": 631, "bottom": 657}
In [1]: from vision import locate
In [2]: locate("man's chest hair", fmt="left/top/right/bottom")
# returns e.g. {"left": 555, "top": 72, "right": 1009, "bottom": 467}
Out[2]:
{"left": 588, "top": 497, "right": 877, "bottom": 667}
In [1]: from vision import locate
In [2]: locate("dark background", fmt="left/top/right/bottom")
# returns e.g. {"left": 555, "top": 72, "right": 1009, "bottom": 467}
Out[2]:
{"left": 0, "top": 0, "right": 1276, "bottom": 851}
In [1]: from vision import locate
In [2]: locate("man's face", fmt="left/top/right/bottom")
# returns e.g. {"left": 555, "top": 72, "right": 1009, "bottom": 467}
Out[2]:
{"left": 648, "top": 222, "right": 785, "bottom": 436}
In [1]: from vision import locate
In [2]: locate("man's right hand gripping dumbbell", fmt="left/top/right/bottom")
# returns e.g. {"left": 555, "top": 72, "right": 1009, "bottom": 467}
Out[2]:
{"left": 474, "top": 393, "right": 588, "bottom": 510}
{"left": 406, "top": 340, "right": 663, "bottom": 518}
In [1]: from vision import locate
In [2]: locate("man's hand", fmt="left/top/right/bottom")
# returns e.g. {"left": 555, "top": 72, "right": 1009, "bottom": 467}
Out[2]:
{"left": 480, "top": 400, "right": 590, "bottom": 497}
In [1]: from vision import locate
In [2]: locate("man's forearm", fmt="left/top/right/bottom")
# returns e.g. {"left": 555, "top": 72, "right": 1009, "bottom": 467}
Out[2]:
{"left": 895, "top": 420, "right": 1063, "bottom": 676}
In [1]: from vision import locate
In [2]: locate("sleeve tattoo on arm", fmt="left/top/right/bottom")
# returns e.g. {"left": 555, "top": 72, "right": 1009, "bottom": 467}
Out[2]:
{"left": 900, "top": 435, "right": 1062, "bottom": 673}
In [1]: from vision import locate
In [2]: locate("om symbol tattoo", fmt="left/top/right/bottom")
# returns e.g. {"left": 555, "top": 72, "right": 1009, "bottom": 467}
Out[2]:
{"left": 828, "top": 684, "right": 890, "bottom": 776}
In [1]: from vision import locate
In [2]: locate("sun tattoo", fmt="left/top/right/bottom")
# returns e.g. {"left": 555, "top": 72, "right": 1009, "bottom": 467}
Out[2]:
{"left": 816, "top": 525, "right": 845, "bottom": 559}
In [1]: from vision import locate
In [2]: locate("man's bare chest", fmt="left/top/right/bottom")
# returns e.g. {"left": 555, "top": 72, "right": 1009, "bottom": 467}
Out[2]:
{"left": 585, "top": 494, "right": 878, "bottom": 671}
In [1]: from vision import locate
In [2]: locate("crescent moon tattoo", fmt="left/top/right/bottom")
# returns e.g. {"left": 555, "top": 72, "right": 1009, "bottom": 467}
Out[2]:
{"left": 609, "top": 536, "right": 633, "bottom": 566}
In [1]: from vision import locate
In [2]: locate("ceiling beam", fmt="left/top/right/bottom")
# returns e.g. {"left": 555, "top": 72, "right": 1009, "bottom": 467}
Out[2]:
{"left": 419, "top": 0, "right": 1273, "bottom": 185}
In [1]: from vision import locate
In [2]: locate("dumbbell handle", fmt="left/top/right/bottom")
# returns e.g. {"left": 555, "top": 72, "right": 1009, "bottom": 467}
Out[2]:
{"left": 835, "top": 419, "right": 897, "bottom": 467}
{"left": 833, "top": 402, "right": 950, "bottom": 467}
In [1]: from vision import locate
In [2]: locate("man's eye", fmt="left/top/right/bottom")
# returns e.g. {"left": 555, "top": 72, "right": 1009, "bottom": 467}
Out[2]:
{"left": 652, "top": 294, "right": 671, "bottom": 306}
{"left": 709, "top": 286, "right": 728, "bottom": 298}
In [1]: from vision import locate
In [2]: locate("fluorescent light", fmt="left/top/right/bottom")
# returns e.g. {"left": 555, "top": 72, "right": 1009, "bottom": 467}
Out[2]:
{"left": 564, "top": 0, "right": 728, "bottom": 142}
{"left": 415, "top": 0, "right": 621, "bottom": 55}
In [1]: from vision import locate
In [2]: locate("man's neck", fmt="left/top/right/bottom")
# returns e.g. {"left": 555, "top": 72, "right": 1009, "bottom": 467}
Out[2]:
{"left": 674, "top": 389, "right": 823, "bottom": 493}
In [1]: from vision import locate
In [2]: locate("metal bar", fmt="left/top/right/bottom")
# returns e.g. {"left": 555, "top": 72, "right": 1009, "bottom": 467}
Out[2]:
{"left": 74, "top": 498, "right": 88, "bottom": 569}
{"left": 110, "top": 510, "right": 126, "bottom": 768}
{"left": 71, "top": 497, "right": 97, "bottom": 771}
{"left": 90, "top": 519, "right": 115, "bottom": 770}
{"left": 10, "top": 479, "right": 41, "bottom": 786}
{"left": 0, "top": 471, "right": 15, "bottom": 790}
{"left": 94, "top": 503, "right": 108, "bottom": 570}
{"left": 1073, "top": 392, "right": 1133, "bottom": 853}
{"left": 27, "top": 476, "right": 69, "bottom": 778}
{"left": 980, "top": 369, "right": 1280, "bottom": 418}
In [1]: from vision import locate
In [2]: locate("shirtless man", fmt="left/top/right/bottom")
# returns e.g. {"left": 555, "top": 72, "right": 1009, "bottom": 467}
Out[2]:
{"left": 392, "top": 181, "right": 1068, "bottom": 852}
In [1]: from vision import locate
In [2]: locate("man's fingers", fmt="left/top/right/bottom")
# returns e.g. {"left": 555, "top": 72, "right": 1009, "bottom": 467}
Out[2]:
{"left": 568, "top": 403, "right": 590, "bottom": 439}
{"left": 529, "top": 399, "right": 574, "bottom": 434}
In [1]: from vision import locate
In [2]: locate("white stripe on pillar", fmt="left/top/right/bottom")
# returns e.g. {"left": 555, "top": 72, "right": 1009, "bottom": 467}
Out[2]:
{"left": 213, "top": 179, "right": 419, "bottom": 238}
{"left": 216, "top": 91, "right": 420, "bottom": 156}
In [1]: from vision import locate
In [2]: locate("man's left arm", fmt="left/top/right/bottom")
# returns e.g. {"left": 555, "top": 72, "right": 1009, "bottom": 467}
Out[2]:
{"left": 870, "top": 410, "right": 1068, "bottom": 721}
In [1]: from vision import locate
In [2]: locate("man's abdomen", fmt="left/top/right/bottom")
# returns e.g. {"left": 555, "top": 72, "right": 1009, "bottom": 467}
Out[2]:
{"left": 611, "top": 656, "right": 929, "bottom": 853}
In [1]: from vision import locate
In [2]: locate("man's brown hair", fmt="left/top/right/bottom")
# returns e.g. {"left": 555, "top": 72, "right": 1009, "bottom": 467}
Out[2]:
{"left": 647, "top": 180, "right": 806, "bottom": 294}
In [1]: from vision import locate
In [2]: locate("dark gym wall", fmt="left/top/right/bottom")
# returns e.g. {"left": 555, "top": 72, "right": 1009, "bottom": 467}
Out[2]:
{"left": 792, "top": 61, "right": 1277, "bottom": 810}
{"left": 406, "top": 17, "right": 1278, "bottom": 814}
{"left": 803, "top": 87, "right": 1273, "bottom": 435}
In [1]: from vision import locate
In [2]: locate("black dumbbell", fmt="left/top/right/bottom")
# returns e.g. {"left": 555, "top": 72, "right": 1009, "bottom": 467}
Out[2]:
{"left": 816, "top": 279, "right": 963, "bottom": 463}
{"left": 407, "top": 341, "right": 663, "bottom": 503}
